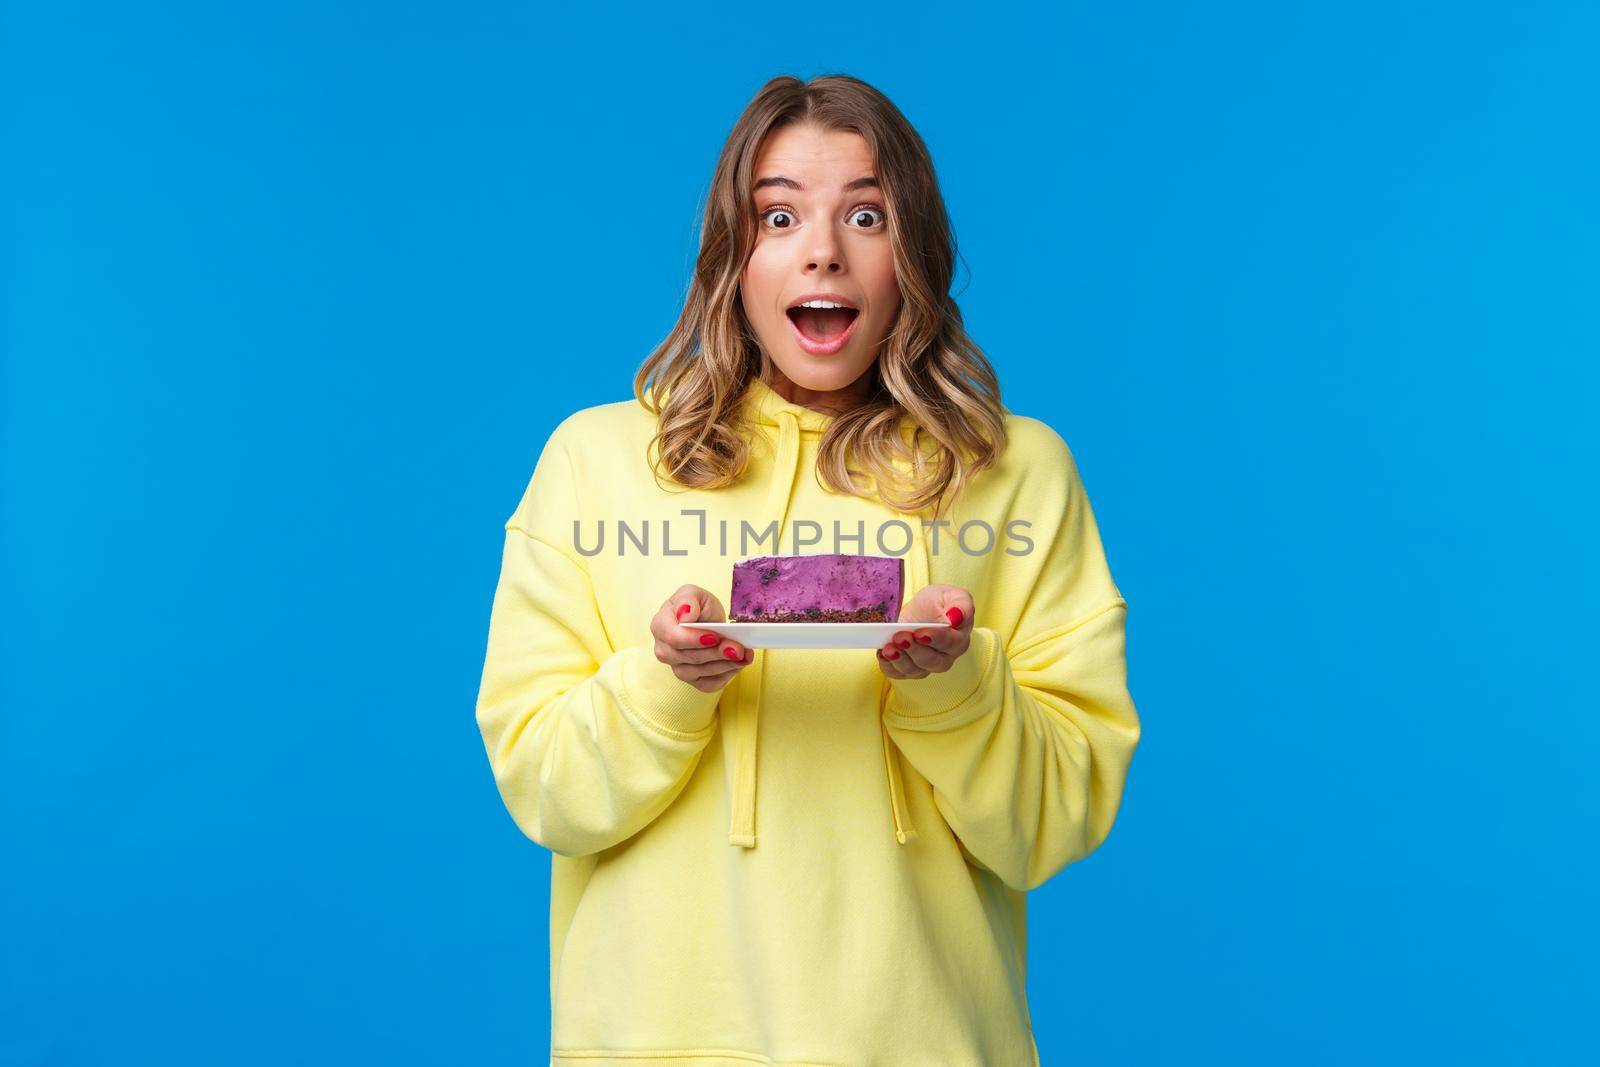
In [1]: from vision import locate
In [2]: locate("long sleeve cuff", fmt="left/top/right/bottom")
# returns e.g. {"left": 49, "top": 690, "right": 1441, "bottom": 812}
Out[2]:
{"left": 884, "top": 627, "right": 1002, "bottom": 727}
{"left": 615, "top": 644, "right": 723, "bottom": 737}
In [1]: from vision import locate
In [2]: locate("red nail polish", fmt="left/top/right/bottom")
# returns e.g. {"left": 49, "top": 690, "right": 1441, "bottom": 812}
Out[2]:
{"left": 896, "top": 639, "right": 909, "bottom": 649}
{"left": 915, "top": 634, "right": 931, "bottom": 643}
{"left": 700, "top": 634, "right": 718, "bottom": 646}
{"left": 677, "top": 604, "right": 690, "bottom": 618}
{"left": 724, "top": 647, "right": 739, "bottom": 660}
{"left": 886, "top": 650, "right": 900, "bottom": 660}
{"left": 946, "top": 607, "right": 964, "bottom": 628}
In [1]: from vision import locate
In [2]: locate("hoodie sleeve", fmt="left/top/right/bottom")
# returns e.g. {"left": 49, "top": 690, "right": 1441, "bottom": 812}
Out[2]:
{"left": 883, "top": 427, "right": 1141, "bottom": 892}
{"left": 474, "top": 421, "right": 723, "bottom": 858}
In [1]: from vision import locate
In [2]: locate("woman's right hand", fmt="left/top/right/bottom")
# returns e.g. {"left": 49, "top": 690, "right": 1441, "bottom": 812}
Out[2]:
{"left": 652, "top": 585, "right": 753, "bottom": 693}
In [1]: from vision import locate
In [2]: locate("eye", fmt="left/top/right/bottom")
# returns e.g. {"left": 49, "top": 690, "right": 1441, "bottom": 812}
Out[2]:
{"left": 759, "top": 207, "right": 797, "bottom": 230}
{"left": 848, "top": 205, "right": 887, "bottom": 229}
{"left": 758, "top": 204, "right": 888, "bottom": 231}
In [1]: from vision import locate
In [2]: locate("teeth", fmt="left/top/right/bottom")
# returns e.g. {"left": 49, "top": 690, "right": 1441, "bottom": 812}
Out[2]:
{"left": 793, "top": 299, "right": 854, "bottom": 310}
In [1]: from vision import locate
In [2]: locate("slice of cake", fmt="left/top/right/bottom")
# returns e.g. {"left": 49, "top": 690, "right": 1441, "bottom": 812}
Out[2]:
{"left": 729, "top": 553, "right": 904, "bottom": 623}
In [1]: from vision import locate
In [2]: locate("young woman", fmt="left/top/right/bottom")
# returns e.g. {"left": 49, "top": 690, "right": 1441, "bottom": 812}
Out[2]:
{"left": 476, "top": 73, "right": 1141, "bottom": 1066}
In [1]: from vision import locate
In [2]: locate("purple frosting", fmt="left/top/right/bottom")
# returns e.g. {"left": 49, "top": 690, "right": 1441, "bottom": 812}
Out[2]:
{"left": 729, "top": 553, "right": 904, "bottom": 622}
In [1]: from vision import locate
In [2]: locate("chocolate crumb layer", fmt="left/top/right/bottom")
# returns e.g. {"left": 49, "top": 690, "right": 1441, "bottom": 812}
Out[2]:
{"left": 730, "top": 609, "right": 891, "bottom": 623}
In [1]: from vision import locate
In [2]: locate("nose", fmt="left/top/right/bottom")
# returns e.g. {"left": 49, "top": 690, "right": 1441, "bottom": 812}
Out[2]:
{"left": 805, "top": 224, "right": 844, "bottom": 273}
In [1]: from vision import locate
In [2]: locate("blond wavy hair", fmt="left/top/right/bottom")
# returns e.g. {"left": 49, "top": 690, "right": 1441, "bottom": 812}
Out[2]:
{"left": 633, "top": 73, "right": 1008, "bottom": 519}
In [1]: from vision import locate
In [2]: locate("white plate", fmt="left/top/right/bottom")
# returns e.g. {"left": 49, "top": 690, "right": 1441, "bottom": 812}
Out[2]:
{"left": 691, "top": 621, "right": 950, "bottom": 649}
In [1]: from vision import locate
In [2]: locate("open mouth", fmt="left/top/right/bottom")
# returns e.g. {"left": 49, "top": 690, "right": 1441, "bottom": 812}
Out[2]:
{"left": 785, "top": 302, "right": 860, "bottom": 353}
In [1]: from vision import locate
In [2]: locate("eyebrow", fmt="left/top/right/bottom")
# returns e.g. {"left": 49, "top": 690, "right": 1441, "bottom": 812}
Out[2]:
{"left": 753, "top": 175, "right": 880, "bottom": 193}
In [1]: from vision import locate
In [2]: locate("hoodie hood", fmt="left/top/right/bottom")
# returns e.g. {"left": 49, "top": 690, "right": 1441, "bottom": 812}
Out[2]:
{"left": 724, "top": 375, "right": 930, "bottom": 849}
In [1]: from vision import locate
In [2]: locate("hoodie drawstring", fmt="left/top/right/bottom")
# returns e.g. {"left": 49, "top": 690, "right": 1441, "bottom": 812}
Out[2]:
{"left": 728, "top": 407, "right": 801, "bottom": 847}
{"left": 727, "top": 381, "right": 930, "bottom": 849}
{"left": 879, "top": 500, "right": 930, "bottom": 845}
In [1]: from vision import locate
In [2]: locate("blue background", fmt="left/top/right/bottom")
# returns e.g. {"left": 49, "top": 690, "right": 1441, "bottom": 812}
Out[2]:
{"left": 4, "top": 2, "right": 1595, "bottom": 1064}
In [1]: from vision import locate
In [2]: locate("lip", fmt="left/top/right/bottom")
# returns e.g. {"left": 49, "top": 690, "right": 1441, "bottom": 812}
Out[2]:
{"left": 786, "top": 291, "right": 859, "bottom": 311}
{"left": 787, "top": 305, "right": 860, "bottom": 355}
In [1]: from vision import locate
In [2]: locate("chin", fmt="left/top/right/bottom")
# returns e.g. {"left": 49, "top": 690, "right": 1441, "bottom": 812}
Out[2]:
{"left": 771, "top": 353, "right": 878, "bottom": 393}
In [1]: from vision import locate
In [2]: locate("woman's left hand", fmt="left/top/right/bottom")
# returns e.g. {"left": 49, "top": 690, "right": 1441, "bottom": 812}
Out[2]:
{"left": 876, "top": 584, "right": 975, "bottom": 679}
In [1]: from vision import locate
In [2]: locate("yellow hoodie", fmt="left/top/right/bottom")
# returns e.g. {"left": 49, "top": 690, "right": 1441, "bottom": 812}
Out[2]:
{"left": 475, "top": 375, "right": 1141, "bottom": 1066}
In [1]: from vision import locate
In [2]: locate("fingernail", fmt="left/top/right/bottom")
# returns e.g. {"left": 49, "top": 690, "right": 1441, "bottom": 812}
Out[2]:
{"left": 677, "top": 604, "right": 690, "bottom": 618}
{"left": 915, "top": 634, "right": 931, "bottom": 643}
{"left": 886, "top": 650, "right": 900, "bottom": 660}
{"left": 896, "top": 639, "right": 910, "bottom": 649}
{"left": 700, "top": 634, "right": 718, "bottom": 646}
{"left": 724, "top": 647, "right": 740, "bottom": 660}
{"left": 946, "top": 607, "right": 964, "bottom": 627}
{"left": 743, "top": 649, "right": 753, "bottom": 663}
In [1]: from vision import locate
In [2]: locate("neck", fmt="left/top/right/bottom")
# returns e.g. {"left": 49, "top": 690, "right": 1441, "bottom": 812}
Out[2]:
{"left": 764, "top": 364, "right": 875, "bottom": 417}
